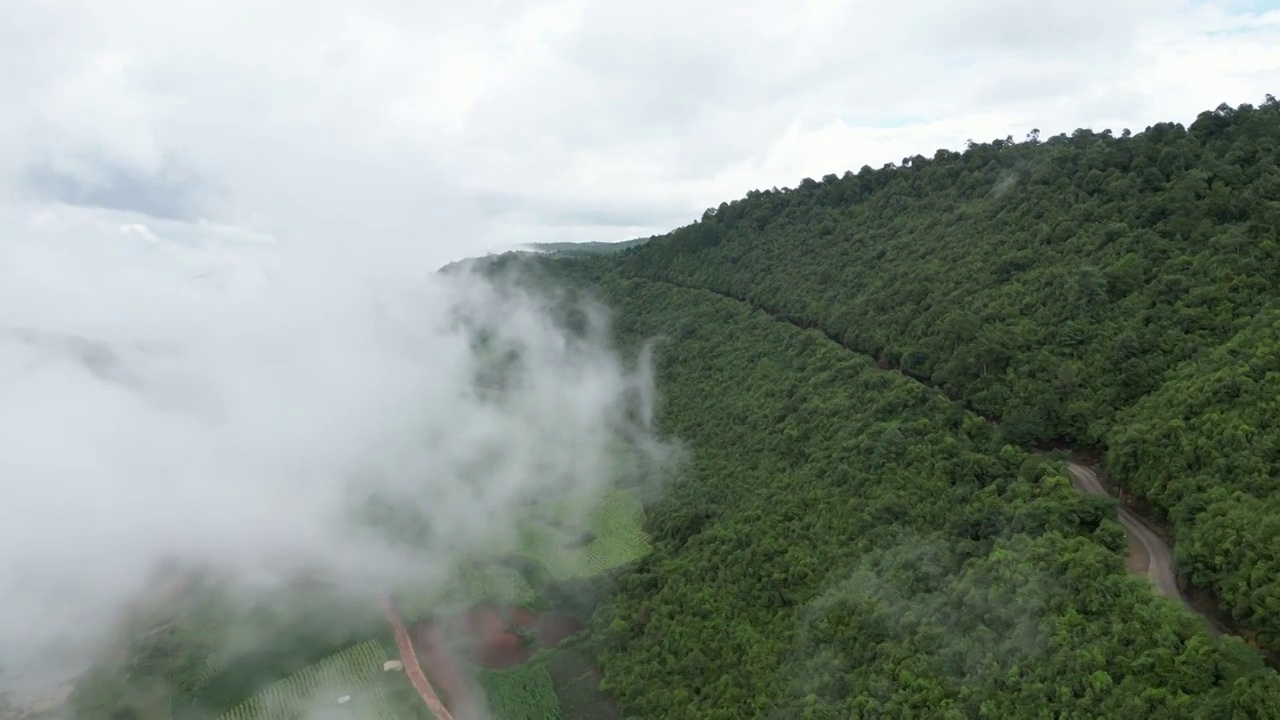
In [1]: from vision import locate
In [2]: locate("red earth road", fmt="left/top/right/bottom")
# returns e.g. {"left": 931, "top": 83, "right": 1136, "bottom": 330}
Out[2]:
{"left": 379, "top": 594, "right": 456, "bottom": 720}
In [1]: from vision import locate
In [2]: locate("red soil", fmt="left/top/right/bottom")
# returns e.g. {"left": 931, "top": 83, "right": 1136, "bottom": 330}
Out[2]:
{"left": 414, "top": 622, "right": 479, "bottom": 715}
{"left": 462, "top": 604, "right": 584, "bottom": 668}
{"left": 408, "top": 604, "right": 586, "bottom": 711}
{"left": 529, "top": 611, "right": 585, "bottom": 650}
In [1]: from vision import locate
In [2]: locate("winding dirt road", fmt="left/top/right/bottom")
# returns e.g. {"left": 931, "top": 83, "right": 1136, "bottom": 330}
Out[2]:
{"left": 1066, "top": 465, "right": 1180, "bottom": 597}
{"left": 1057, "top": 463, "right": 1227, "bottom": 635}
{"left": 379, "top": 595, "right": 456, "bottom": 720}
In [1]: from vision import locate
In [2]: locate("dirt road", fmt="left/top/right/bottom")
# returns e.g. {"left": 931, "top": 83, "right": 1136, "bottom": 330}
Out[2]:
{"left": 1065, "top": 463, "right": 1180, "bottom": 597}
{"left": 1065, "top": 462, "right": 1224, "bottom": 635}
{"left": 379, "top": 595, "right": 456, "bottom": 720}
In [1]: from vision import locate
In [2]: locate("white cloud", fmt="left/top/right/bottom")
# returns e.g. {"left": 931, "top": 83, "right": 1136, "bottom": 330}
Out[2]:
{"left": 0, "top": 0, "right": 1275, "bottom": 262}
{"left": 0, "top": 201, "right": 670, "bottom": 692}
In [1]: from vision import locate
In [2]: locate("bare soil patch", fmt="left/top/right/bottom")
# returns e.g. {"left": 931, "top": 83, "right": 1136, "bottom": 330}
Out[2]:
{"left": 410, "top": 604, "right": 586, "bottom": 712}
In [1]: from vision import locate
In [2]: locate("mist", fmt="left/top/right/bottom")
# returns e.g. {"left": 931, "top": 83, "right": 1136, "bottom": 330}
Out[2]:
{"left": 0, "top": 201, "right": 666, "bottom": 698}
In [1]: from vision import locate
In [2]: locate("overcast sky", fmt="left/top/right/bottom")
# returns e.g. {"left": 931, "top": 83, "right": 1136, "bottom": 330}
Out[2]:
{"left": 1, "top": 0, "right": 1278, "bottom": 268}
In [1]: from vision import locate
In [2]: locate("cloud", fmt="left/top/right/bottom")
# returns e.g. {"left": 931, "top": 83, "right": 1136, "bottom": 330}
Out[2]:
{"left": 1, "top": 0, "right": 1277, "bottom": 260}
{"left": 25, "top": 157, "right": 215, "bottom": 220}
{"left": 0, "top": 204, "right": 670, "bottom": 693}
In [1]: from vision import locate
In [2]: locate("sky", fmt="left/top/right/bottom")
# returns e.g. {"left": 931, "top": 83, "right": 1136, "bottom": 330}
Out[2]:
{"left": 0, "top": 0, "right": 1277, "bottom": 269}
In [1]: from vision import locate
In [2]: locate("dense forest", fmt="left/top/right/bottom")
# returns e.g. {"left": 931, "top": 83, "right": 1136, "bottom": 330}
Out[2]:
{"left": 562, "top": 96, "right": 1280, "bottom": 662}
{"left": 531, "top": 268, "right": 1278, "bottom": 718}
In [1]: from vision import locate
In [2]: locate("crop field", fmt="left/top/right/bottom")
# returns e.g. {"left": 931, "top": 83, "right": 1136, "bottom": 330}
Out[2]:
{"left": 202, "top": 487, "right": 645, "bottom": 720}
{"left": 396, "top": 561, "right": 539, "bottom": 622}
{"left": 193, "top": 656, "right": 224, "bottom": 693}
{"left": 375, "top": 665, "right": 438, "bottom": 720}
{"left": 311, "top": 685, "right": 398, "bottom": 719}
{"left": 435, "top": 564, "right": 538, "bottom": 611}
{"left": 396, "top": 488, "right": 652, "bottom": 621}
{"left": 560, "top": 529, "right": 650, "bottom": 577}
{"left": 587, "top": 489, "right": 645, "bottom": 532}
{"left": 479, "top": 663, "right": 563, "bottom": 720}
{"left": 536, "top": 489, "right": 652, "bottom": 580}
{"left": 517, "top": 520, "right": 574, "bottom": 562}
{"left": 216, "top": 640, "right": 391, "bottom": 720}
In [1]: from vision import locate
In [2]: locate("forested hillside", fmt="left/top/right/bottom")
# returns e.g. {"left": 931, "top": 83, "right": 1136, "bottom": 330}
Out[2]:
{"left": 571, "top": 96, "right": 1280, "bottom": 656}
{"left": 549, "top": 271, "right": 1279, "bottom": 718}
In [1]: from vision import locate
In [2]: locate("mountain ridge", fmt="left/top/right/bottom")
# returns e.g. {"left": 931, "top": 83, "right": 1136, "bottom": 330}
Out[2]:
{"left": 559, "top": 95, "right": 1280, "bottom": 656}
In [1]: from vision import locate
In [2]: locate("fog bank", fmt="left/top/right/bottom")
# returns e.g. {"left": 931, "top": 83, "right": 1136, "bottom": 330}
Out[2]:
{"left": 0, "top": 202, "right": 663, "bottom": 693}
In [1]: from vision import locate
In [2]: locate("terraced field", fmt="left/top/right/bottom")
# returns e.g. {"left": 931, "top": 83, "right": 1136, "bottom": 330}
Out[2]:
{"left": 520, "top": 489, "right": 651, "bottom": 580}
{"left": 217, "top": 641, "right": 392, "bottom": 720}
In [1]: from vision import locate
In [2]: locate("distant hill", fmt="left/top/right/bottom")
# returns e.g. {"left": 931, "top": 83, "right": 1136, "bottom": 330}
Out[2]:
{"left": 435, "top": 238, "right": 647, "bottom": 275}
{"left": 524, "top": 238, "right": 649, "bottom": 256}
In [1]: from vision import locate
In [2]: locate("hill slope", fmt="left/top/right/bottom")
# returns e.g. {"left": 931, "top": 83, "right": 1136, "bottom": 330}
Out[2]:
{"left": 547, "top": 270, "right": 1278, "bottom": 718}
{"left": 569, "top": 96, "right": 1280, "bottom": 655}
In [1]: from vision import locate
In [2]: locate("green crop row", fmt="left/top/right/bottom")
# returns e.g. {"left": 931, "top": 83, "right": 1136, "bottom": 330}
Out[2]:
{"left": 444, "top": 564, "right": 538, "bottom": 609}
{"left": 217, "top": 640, "right": 389, "bottom": 720}
{"left": 480, "top": 664, "right": 563, "bottom": 720}
{"left": 563, "top": 531, "right": 651, "bottom": 577}
{"left": 588, "top": 489, "right": 645, "bottom": 533}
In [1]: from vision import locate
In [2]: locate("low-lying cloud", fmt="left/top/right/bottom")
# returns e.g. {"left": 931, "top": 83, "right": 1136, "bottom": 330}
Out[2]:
{"left": 0, "top": 201, "right": 665, "bottom": 695}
